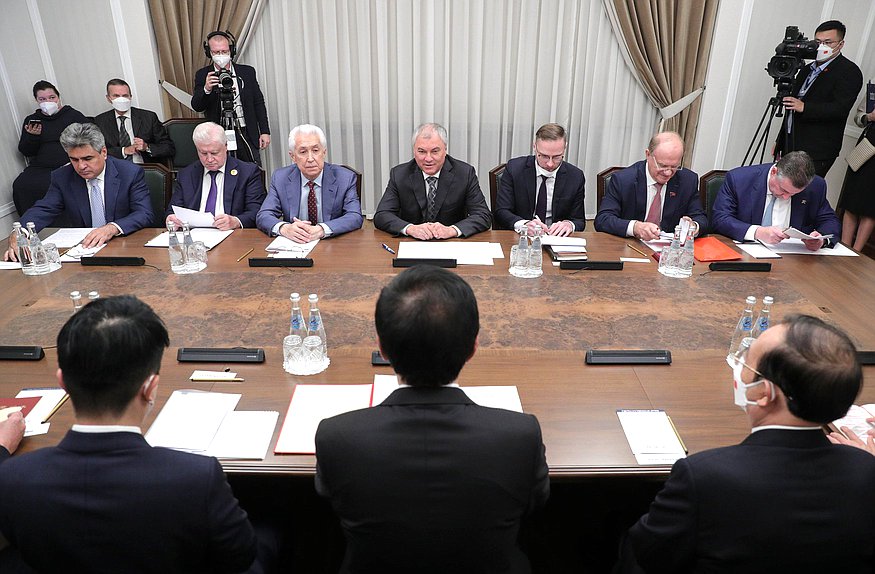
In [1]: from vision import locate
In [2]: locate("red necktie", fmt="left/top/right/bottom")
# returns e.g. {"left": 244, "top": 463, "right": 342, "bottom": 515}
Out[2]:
{"left": 307, "top": 181, "right": 318, "bottom": 225}
{"left": 645, "top": 183, "right": 663, "bottom": 225}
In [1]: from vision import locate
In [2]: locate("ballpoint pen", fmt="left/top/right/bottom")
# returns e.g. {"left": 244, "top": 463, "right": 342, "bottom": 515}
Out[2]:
{"left": 236, "top": 248, "right": 254, "bottom": 262}
{"left": 381, "top": 243, "right": 396, "bottom": 255}
{"left": 625, "top": 243, "right": 650, "bottom": 258}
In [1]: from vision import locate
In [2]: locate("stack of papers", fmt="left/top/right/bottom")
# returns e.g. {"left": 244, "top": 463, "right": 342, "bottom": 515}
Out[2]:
{"left": 275, "top": 375, "right": 524, "bottom": 454}
{"left": 832, "top": 404, "right": 875, "bottom": 442}
{"left": 542, "top": 236, "right": 587, "bottom": 261}
{"left": 42, "top": 228, "right": 94, "bottom": 248}
{"left": 616, "top": 409, "right": 687, "bottom": 465}
{"left": 737, "top": 238, "right": 858, "bottom": 258}
{"left": 171, "top": 206, "right": 217, "bottom": 228}
{"left": 396, "top": 241, "right": 504, "bottom": 265}
{"left": 265, "top": 237, "right": 319, "bottom": 258}
{"left": 145, "top": 229, "right": 234, "bottom": 250}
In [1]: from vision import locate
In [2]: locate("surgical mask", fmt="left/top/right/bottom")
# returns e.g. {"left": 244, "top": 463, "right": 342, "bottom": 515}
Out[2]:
{"left": 111, "top": 97, "right": 131, "bottom": 113}
{"left": 39, "top": 101, "right": 59, "bottom": 116}
{"left": 815, "top": 44, "right": 833, "bottom": 62}
{"left": 212, "top": 54, "right": 232, "bottom": 68}
{"left": 731, "top": 359, "right": 773, "bottom": 411}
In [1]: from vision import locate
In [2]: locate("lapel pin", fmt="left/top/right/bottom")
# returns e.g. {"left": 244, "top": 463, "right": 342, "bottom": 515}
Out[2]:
{"left": 801, "top": 199, "right": 807, "bottom": 205}
{"left": 230, "top": 169, "right": 238, "bottom": 176}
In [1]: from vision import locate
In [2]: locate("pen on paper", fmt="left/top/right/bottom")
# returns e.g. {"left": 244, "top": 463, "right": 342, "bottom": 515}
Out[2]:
{"left": 381, "top": 243, "right": 396, "bottom": 255}
{"left": 667, "top": 415, "right": 688, "bottom": 453}
{"left": 42, "top": 393, "right": 69, "bottom": 423}
{"left": 236, "top": 248, "right": 254, "bottom": 262}
{"left": 625, "top": 243, "right": 649, "bottom": 258}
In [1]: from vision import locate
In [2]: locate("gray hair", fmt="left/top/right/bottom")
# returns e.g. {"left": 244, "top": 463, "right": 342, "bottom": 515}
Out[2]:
{"left": 775, "top": 151, "right": 816, "bottom": 189}
{"left": 288, "top": 124, "right": 327, "bottom": 151}
{"left": 192, "top": 122, "right": 227, "bottom": 146}
{"left": 60, "top": 123, "right": 105, "bottom": 152}
{"left": 411, "top": 123, "right": 448, "bottom": 149}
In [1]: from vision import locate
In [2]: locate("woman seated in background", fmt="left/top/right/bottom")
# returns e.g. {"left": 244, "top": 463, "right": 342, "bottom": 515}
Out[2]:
{"left": 12, "top": 80, "right": 87, "bottom": 216}
{"left": 838, "top": 109, "right": 875, "bottom": 252}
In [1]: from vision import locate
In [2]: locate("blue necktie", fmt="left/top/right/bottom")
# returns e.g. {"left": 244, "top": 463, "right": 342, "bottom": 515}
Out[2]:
{"left": 89, "top": 180, "right": 106, "bottom": 227}
{"left": 204, "top": 171, "right": 218, "bottom": 215}
{"left": 762, "top": 195, "right": 776, "bottom": 227}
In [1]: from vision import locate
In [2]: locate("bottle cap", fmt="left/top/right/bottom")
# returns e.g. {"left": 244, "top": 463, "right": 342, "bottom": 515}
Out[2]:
{"left": 70, "top": 291, "right": 81, "bottom": 298}
{"left": 763, "top": 296, "right": 774, "bottom": 304}
{"left": 746, "top": 295, "right": 756, "bottom": 304}
{"left": 88, "top": 291, "right": 99, "bottom": 300}
{"left": 290, "top": 292, "right": 300, "bottom": 300}
{"left": 308, "top": 294, "right": 318, "bottom": 302}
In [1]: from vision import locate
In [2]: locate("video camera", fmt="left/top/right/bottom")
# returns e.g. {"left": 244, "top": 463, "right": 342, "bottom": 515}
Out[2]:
{"left": 766, "top": 26, "right": 818, "bottom": 97}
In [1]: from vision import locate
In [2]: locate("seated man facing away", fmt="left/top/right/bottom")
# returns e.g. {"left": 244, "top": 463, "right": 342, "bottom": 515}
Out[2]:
{"left": 595, "top": 131, "right": 707, "bottom": 240}
{"left": 256, "top": 124, "right": 363, "bottom": 242}
{"left": 493, "top": 122, "right": 586, "bottom": 235}
{"left": 711, "top": 150, "right": 840, "bottom": 250}
{"left": 620, "top": 314, "right": 875, "bottom": 573}
{"left": 166, "top": 122, "right": 265, "bottom": 230}
{"left": 374, "top": 122, "right": 492, "bottom": 239}
{"left": 0, "top": 295, "right": 257, "bottom": 573}
{"left": 4, "top": 122, "right": 153, "bottom": 261}
{"left": 315, "top": 265, "right": 549, "bottom": 573}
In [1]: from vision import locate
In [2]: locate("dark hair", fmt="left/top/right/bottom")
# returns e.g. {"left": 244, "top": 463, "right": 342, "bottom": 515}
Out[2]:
{"left": 375, "top": 266, "right": 479, "bottom": 386}
{"left": 816, "top": 20, "right": 846, "bottom": 41}
{"left": 106, "top": 78, "right": 130, "bottom": 93}
{"left": 57, "top": 295, "right": 169, "bottom": 417}
{"left": 32, "top": 80, "right": 59, "bottom": 99}
{"left": 775, "top": 151, "right": 816, "bottom": 189}
{"left": 756, "top": 314, "right": 861, "bottom": 423}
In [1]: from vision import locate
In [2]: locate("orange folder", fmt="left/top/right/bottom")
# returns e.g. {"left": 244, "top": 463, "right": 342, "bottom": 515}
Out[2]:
{"left": 693, "top": 236, "right": 742, "bottom": 262}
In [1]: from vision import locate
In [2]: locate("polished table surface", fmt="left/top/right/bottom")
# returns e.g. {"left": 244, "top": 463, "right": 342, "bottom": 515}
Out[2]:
{"left": 2, "top": 223, "right": 874, "bottom": 477}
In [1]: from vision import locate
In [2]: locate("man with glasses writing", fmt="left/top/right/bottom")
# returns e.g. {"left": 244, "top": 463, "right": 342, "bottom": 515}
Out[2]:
{"left": 595, "top": 131, "right": 707, "bottom": 240}
{"left": 494, "top": 123, "right": 585, "bottom": 235}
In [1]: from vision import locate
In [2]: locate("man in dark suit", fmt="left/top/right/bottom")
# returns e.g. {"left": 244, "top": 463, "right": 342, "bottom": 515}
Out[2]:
{"left": 711, "top": 151, "right": 839, "bottom": 250}
{"left": 775, "top": 20, "right": 863, "bottom": 177}
{"left": 374, "top": 123, "right": 492, "bottom": 239}
{"left": 0, "top": 295, "right": 257, "bottom": 573}
{"left": 494, "top": 122, "right": 585, "bottom": 234}
{"left": 594, "top": 131, "right": 707, "bottom": 240}
{"left": 192, "top": 31, "right": 270, "bottom": 165}
{"left": 256, "top": 124, "right": 362, "bottom": 241}
{"left": 166, "top": 122, "right": 265, "bottom": 230}
{"left": 620, "top": 314, "right": 875, "bottom": 573}
{"left": 4, "top": 122, "right": 153, "bottom": 261}
{"left": 315, "top": 265, "right": 549, "bottom": 574}
{"left": 93, "top": 78, "right": 175, "bottom": 164}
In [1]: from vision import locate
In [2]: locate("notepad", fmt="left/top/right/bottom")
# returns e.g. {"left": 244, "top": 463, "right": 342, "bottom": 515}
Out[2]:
{"left": 616, "top": 409, "right": 687, "bottom": 465}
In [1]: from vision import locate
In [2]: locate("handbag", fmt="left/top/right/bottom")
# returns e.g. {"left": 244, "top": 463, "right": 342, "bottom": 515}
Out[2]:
{"left": 847, "top": 124, "right": 875, "bottom": 172}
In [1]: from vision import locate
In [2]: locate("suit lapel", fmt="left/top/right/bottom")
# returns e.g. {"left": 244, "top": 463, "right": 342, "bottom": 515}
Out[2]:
{"left": 432, "top": 158, "right": 453, "bottom": 215}
{"left": 409, "top": 163, "right": 427, "bottom": 216}
{"left": 551, "top": 162, "right": 567, "bottom": 215}
{"left": 189, "top": 164, "right": 205, "bottom": 208}
{"left": 526, "top": 156, "right": 538, "bottom": 213}
{"left": 753, "top": 167, "right": 769, "bottom": 224}
{"left": 321, "top": 164, "right": 337, "bottom": 220}
{"left": 223, "top": 157, "right": 238, "bottom": 214}
{"left": 789, "top": 192, "right": 806, "bottom": 229}
{"left": 102, "top": 159, "right": 120, "bottom": 222}
{"left": 635, "top": 162, "right": 648, "bottom": 218}
{"left": 288, "top": 167, "right": 303, "bottom": 219}
{"left": 660, "top": 173, "right": 681, "bottom": 229}
{"left": 131, "top": 108, "right": 145, "bottom": 138}
{"left": 74, "top": 171, "right": 91, "bottom": 226}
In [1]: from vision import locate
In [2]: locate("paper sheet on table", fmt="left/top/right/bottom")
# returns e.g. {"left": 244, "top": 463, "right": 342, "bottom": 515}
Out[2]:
{"left": 265, "top": 236, "right": 319, "bottom": 257}
{"left": 145, "top": 390, "right": 241, "bottom": 452}
{"left": 172, "top": 205, "right": 217, "bottom": 228}
{"left": 42, "top": 228, "right": 93, "bottom": 248}
{"left": 540, "top": 236, "right": 587, "bottom": 247}
{"left": 274, "top": 384, "right": 374, "bottom": 454}
{"left": 16, "top": 388, "right": 67, "bottom": 436}
{"left": 397, "top": 242, "right": 500, "bottom": 265}
{"left": 371, "top": 375, "right": 401, "bottom": 406}
{"left": 0, "top": 262, "right": 22, "bottom": 270}
{"left": 641, "top": 238, "right": 672, "bottom": 253}
{"left": 736, "top": 243, "right": 782, "bottom": 259}
{"left": 370, "top": 375, "right": 522, "bottom": 412}
{"left": 60, "top": 244, "right": 106, "bottom": 262}
{"left": 768, "top": 238, "right": 858, "bottom": 256}
{"left": 620, "top": 257, "right": 651, "bottom": 263}
{"left": 144, "top": 228, "right": 233, "bottom": 250}
{"left": 617, "top": 409, "right": 687, "bottom": 465}
{"left": 190, "top": 370, "right": 238, "bottom": 381}
{"left": 783, "top": 227, "right": 834, "bottom": 241}
{"left": 832, "top": 404, "right": 875, "bottom": 442}
{"left": 205, "top": 410, "right": 279, "bottom": 459}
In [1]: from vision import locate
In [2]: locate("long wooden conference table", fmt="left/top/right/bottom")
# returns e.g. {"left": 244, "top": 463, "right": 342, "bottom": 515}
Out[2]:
{"left": 2, "top": 223, "right": 874, "bottom": 478}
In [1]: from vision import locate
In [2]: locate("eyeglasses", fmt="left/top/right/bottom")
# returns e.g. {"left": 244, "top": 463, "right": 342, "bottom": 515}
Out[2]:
{"left": 650, "top": 157, "right": 682, "bottom": 173}
{"left": 815, "top": 39, "right": 840, "bottom": 47}
{"left": 535, "top": 152, "right": 565, "bottom": 164}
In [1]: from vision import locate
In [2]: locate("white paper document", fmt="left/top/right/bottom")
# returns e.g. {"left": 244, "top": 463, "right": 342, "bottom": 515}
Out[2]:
{"left": 205, "top": 410, "right": 279, "bottom": 459}
{"left": 265, "top": 237, "right": 319, "bottom": 257}
{"left": 620, "top": 257, "right": 651, "bottom": 264}
{"left": 274, "top": 384, "right": 374, "bottom": 454}
{"left": 736, "top": 242, "right": 781, "bottom": 259}
{"left": 767, "top": 238, "right": 858, "bottom": 257}
{"left": 369, "top": 375, "right": 523, "bottom": 412}
{"left": 61, "top": 243, "right": 106, "bottom": 262}
{"left": 782, "top": 227, "right": 834, "bottom": 241}
{"left": 42, "top": 228, "right": 94, "bottom": 248}
{"left": 832, "top": 404, "right": 875, "bottom": 442}
{"left": 145, "top": 390, "right": 241, "bottom": 452}
{"left": 190, "top": 370, "right": 238, "bottom": 381}
{"left": 16, "top": 388, "right": 67, "bottom": 436}
{"left": 540, "top": 236, "right": 587, "bottom": 247}
{"left": 616, "top": 409, "right": 687, "bottom": 465}
{"left": 172, "top": 205, "right": 218, "bottom": 228}
{"left": 0, "top": 262, "right": 22, "bottom": 270}
{"left": 145, "top": 228, "right": 234, "bottom": 250}
{"left": 397, "top": 241, "right": 503, "bottom": 265}
{"left": 641, "top": 238, "right": 672, "bottom": 253}
{"left": 371, "top": 374, "right": 401, "bottom": 406}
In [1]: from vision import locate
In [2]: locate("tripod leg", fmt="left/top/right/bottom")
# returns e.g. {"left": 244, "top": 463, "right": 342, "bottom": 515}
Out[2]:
{"left": 743, "top": 101, "right": 775, "bottom": 166}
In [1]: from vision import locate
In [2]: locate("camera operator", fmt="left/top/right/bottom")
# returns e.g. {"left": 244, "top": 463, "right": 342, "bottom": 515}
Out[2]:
{"left": 191, "top": 31, "right": 270, "bottom": 166}
{"left": 775, "top": 20, "right": 862, "bottom": 177}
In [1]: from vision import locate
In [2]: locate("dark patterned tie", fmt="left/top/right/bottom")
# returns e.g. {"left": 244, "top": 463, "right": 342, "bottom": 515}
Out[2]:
{"left": 307, "top": 181, "right": 318, "bottom": 224}
{"left": 426, "top": 177, "right": 438, "bottom": 221}
{"left": 536, "top": 175, "right": 548, "bottom": 221}
{"left": 118, "top": 116, "right": 132, "bottom": 156}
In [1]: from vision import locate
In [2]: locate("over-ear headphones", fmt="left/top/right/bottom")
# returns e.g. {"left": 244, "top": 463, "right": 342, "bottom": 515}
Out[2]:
{"left": 203, "top": 30, "right": 238, "bottom": 59}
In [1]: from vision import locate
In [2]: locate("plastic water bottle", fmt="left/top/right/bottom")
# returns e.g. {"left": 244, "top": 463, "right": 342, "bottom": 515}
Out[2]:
{"left": 13, "top": 223, "right": 35, "bottom": 276}
{"left": 167, "top": 221, "right": 186, "bottom": 273}
{"left": 307, "top": 294, "right": 327, "bottom": 344}
{"left": 528, "top": 226, "right": 543, "bottom": 277}
{"left": 182, "top": 222, "right": 195, "bottom": 272}
{"left": 751, "top": 296, "right": 773, "bottom": 338}
{"left": 289, "top": 292, "right": 306, "bottom": 338}
{"left": 70, "top": 291, "right": 83, "bottom": 313}
{"left": 658, "top": 226, "right": 682, "bottom": 277}
{"left": 729, "top": 296, "right": 757, "bottom": 356}
{"left": 26, "top": 222, "right": 50, "bottom": 275}
{"left": 675, "top": 229, "right": 695, "bottom": 278}
{"left": 510, "top": 231, "right": 529, "bottom": 277}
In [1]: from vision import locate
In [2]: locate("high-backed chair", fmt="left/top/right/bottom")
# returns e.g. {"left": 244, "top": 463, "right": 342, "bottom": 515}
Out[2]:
{"left": 699, "top": 169, "right": 727, "bottom": 220}
{"left": 163, "top": 118, "right": 208, "bottom": 171}
{"left": 141, "top": 163, "right": 173, "bottom": 227}
{"left": 488, "top": 163, "right": 507, "bottom": 229}
{"left": 340, "top": 164, "right": 363, "bottom": 200}
{"left": 596, "top": 166, "right": 624, "bottom": 211}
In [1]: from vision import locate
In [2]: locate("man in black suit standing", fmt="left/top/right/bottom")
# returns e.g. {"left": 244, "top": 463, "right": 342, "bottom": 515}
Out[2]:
{"left": 315, "top": 265, "right": 549, "bottom": 573}
{"left": 620, "top": 314, "right": 875, "bottom": 573}
{"left": 494, "top": 122, "right": 585, "bottom": 234}
{"left": 192, "top": 31, "right": 270, "bottom": 166}
{"left": 0, "top": 295, "right": 257, "bottom": 573}
{"left": 775, "top": 20, "right": 863, "bottom": 177}
{"left": 374, "top": 123, "right": 492, "bottom": 238}
{"left": 93, "top": 78, "right": 175, "bottom": 164}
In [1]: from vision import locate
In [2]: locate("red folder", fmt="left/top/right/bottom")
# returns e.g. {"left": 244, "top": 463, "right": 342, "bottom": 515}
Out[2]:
{"left": 694, "top": 237, "right": 742, "bottom": 262}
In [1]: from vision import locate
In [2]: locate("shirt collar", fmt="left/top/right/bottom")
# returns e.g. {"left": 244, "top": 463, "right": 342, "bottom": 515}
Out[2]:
{"left": 72, "top": 424, "right": 142, "bottom": 434}
{"left": 751, "top": 424, "right": 821, "bottom": 433}
{"left": 302, "top": 170, "right": 324, "bottom": 189}
{"left": 91, "top": 165, "right": 107, "bottom": 186}
{"left": 421, "top": 169, "right": 442, "bottom": 182}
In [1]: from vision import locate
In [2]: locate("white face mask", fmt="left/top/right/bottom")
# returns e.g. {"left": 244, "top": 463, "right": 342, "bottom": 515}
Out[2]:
{"left": 815, "top": 44, "right": 833, "bottom": 62}
{"left": 212, "top": 54, "right": 232, "bottom": 69}
{"left": 111, "top": 97, "right": 132, "bottom": 113}
{"left": 731, "top": 359, "right": 772, "bottom": 411}
{"left": 39, "top": 101, "right": 59, "bottom": 116}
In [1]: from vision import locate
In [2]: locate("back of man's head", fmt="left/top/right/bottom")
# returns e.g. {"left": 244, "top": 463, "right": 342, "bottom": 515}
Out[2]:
{"left": 756, "top": 314, "right": 861, "bottom": 423}
{"left": 775, "top": 151, "right": 816, "bottom": 189}
{"left": 58, "top": 295, "right": 169, "bottom": 417}
{"left": 375, "top": 266, "right": 479, "bottom": 387}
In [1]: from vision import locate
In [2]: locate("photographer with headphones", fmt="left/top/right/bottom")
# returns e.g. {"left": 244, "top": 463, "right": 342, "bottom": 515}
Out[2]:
{"left": 192, "top": 30, "right": 270, "bottom": 166}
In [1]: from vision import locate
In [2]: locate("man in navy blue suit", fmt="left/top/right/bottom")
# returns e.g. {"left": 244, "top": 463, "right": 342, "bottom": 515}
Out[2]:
{"left": 711, "top": 151, "right": 840, "bottom": 250}
{"left": 4, "top": 122, "right": 152, "bottom": 261}
{"left": 256, "top": 124, "right": 363, "bottom": 242}
{"left": 493, "top": 122, "right": 585, "bottom": 234}
{"left": 0, "top": 295, "right": 257, "bottom": 573}
{"left": 166, "top": 122, "right": 265, "bottom": 230}
{"left": 595, "top": 131, "right": 707, "bottom": 240}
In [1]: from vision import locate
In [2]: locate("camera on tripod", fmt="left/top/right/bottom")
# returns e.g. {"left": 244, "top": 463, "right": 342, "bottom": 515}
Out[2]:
{"left": 766, "top": 26, "right": 818, "bottom": 97}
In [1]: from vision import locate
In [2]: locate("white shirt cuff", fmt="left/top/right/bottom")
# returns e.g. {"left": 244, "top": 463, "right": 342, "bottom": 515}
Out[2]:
{"left": 625, "top": 220, "right": 637, "bottom": 237}
{"left": 744, "top": 225, "right": 758, "bottom": 242}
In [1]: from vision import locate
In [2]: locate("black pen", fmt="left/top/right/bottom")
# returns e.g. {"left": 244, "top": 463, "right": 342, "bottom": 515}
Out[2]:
{"left": 381, "top": 243, "right": 396, "bottom": 255}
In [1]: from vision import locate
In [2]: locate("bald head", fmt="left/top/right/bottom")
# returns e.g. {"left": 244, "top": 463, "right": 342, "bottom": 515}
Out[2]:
{"left": 645, "top": 131, "right": 684, "bottom": 184}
